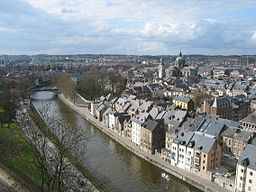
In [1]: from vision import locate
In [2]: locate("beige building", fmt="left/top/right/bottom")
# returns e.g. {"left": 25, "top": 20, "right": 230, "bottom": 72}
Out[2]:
{"left": 235, "top": 144, "right": 256, "bottom": 192}
{"left": 172, "top": 96, "right": 194, "bottom": 111}
{"left": 140, "top": 119, "right": 165, "bottom": 154}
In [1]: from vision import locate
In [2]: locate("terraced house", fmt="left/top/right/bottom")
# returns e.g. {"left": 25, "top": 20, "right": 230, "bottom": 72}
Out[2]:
{"left": 235, "top": 144, "right": 256, "bottom": 192}
{"left": 172, "top": 96, "right": 194, "bottom": 111}
{"left": 140, "top": 119, "right": 165, "bottom": 154}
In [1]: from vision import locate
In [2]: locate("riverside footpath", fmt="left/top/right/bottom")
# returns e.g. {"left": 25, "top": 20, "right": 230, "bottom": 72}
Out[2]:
{"left": 58, "top": 94, "right": 231, "bottom": 192}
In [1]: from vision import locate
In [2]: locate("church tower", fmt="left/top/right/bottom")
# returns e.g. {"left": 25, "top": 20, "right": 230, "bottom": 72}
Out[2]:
{"left": 159, "top": 58, "right": 164, "bottom": 79}
{"left": 175, "top": 51, "right": 185, "bottom": 69}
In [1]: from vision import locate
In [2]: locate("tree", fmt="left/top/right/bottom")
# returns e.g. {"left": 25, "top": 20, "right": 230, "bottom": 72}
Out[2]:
{"left": 31, "top": 102, "right": 92, "bottom": 192}
{"left": 193, "top": 93, "right": 210, "bottom": 109}
{"left": 78, "top": 69, "right": 127, "bottom": 100}
{"left": 54, "top": 74, "right": 77, "bottom": 100}
{"left": 0, "top": 78, "right": 18, "bottom": 127}
{"left": 0, "top": 107, "right": 4, "bottom": 128}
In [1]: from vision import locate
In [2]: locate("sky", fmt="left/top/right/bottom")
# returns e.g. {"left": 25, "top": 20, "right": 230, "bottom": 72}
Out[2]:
{"left": 0, "top": 0, "right": 256, "bottom": 55}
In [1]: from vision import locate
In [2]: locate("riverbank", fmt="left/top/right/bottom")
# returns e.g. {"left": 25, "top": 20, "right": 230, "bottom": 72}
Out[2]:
{"left": 58, "top": 94, "right": 230, "bottom": 192}
{"left": 0, "top": 165, "right": 27, "bottom": 192}
{"left": 27, "top": 103, "right": 108, "bottom": 192}
{"left": 0, "top": 121, "right": 42, "bottom": 192}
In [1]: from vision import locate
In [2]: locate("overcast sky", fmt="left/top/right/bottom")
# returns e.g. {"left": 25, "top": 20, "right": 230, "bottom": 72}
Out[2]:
{"left": 0, "top": 0, "right": 256, "bottom": 55}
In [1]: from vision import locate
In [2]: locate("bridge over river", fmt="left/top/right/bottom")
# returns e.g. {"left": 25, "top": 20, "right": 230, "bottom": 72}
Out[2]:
{"left": 28, "top": 87, "right": 60, "bottom": 99}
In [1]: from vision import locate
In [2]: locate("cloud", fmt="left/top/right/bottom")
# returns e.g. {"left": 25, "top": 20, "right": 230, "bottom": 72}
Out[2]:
{"left": 0, "top": 0, "right": 255, "bottom": 55}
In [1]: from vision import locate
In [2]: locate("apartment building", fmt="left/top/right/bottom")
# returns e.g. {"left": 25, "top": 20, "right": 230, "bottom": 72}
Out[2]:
{"left": 172, "top": 96, "right": 194, "bottom": 111}
{"left": 235, "top": 144, "right": 256, "bottom": 192}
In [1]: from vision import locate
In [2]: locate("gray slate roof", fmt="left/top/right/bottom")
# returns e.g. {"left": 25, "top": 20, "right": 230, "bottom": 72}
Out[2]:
{"left": 241, "top": 111, "right": 256, "bottom": 124}
{"left": 191, "top": 134, "right": 216, "bottom": 154}
{"left": 238, "top": 144, "right": 256, "bottom": 170}
{"left": 173, "top": 96, "right": 190, "bottom": 103}
{"left": 173, "top": 130, "right": 194, "bottom": 146}
{"left": 196, "top": 114, "right": 239, "bottom": 137}
{"left": 142, "top": 119, "right": 159, "bottom": 132}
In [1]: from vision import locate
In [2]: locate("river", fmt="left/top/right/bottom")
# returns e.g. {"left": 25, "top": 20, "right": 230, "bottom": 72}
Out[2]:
{"left": 31, "top": 91, "right": 200, "bottom": 192}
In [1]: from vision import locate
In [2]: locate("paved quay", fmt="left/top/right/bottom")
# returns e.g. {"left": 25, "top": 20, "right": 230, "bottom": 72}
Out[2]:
{"left": 0, "top": 173, "right": 10, "bottom": 192}
{"left": 17, "top": 107, "right": 101, "bottom": 192}
{"left": 58, "top": 94, "right": 231, "bottom": 192}
{"left": 0, "top": 166, "right": 27, "bottom": 192}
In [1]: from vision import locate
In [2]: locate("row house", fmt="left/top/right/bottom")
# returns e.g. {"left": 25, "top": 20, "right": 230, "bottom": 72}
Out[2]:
{"left": 131, "top": 113, "right": 149, "bottom": 145}
{"left": 221, "top": 126, "right": 254, "bottom": 159}
{"left": 170, "top": 130, "right": 221, "bottom": 174}
{"left": 108, "top": 112, "right": 126, "bottom": 130}
{"left": 114, "top": 97, "right": 129, "bottom": 112}
{"left": 95, "top": 103, "right": 107, "bottom": 121}
{"left": 140, "top": 119, "right": 165, "bottom": 154}
{"left": 102, "top": 107, "right": 115, "bottom": 126}
{"left": 171, "top": 131, "right": 194, "bottom": 170}
{"left": 161, "top": 129, "right": 174, "bottom": 163}
{"left": 192, "top": 134, "right": 221, "bottom": 175}
{"left": 115, "top": 114, "right": 131, "bottom": 135}
{"left": 172, "top": 96, "right": 194, "bottom": 111}
{"left": 123, "top": 118, "right": 132, "bottom": 140}
{"left": 235, "top": 144, "right": 256, "bottom": 192}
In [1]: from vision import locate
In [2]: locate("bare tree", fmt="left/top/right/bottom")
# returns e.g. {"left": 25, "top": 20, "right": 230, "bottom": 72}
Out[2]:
{"left": 31, "top": 102, "right": 93, "bottom": 192}
{"left": 54, "top": 74, "right": 77, "bottom": 101}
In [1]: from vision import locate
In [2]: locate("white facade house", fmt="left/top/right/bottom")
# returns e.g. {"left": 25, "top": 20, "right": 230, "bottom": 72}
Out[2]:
{"left": 171, "top": 141, "right": 179, "bottom": 166}
{"left": 131, "top": 120, "right": 143, "bottom": 145}
{"left": 108, "top": 113, "right": 116, "bottom": 129}
{"left": 185, "top": 144, "right": 194, "bottom": 171}
{"left": 171, "top": 131, "right": 194, "bottom": 171}
{"left": 91, "top": 101, "right": 101, "bottom": 115}
{"left": 235, "top": 144, "right": 256, "bottom": 192}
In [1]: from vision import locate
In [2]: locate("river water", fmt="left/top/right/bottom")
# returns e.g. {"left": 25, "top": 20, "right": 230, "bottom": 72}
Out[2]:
{"left": 31, "top": 91, "right": 200, "bottom": 192}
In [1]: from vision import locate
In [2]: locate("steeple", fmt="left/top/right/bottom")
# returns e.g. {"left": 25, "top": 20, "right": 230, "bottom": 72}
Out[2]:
{"left": 179, "top": 51, "right": 182, "bottom": 57}
{"left": 212, "top": 97, "right": 218, "bottom": 108}
{"left": 158, "top": 57, "right": 164, "bottom": 79}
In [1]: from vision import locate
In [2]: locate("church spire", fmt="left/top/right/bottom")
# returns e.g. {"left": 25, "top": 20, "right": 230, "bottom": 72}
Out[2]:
{"left": 179, "top": 50, "right": 182, "bottom": 57}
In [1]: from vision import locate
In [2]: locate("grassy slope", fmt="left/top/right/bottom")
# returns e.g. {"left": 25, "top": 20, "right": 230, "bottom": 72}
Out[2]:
{"left": 0, "top": 122, "right": 41, "bottom": 191}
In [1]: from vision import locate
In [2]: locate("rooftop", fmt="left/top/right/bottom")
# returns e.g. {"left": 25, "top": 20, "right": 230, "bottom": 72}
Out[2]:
{"left": 238, "top": 144, "right": 256, "bottom": 170}
{"left": 241, "top": 111, "right": 256, "bottom": 124}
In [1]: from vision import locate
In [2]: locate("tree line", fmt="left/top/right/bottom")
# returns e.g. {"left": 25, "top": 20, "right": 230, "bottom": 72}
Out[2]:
{"left": 54, "top": 70, "right": 127, "bottom": 101}
{"left": 0, "top": 77, "right": 33, "bottom": 127}
{"left": 78, "top": 69, "right": 126, "bottom": 100}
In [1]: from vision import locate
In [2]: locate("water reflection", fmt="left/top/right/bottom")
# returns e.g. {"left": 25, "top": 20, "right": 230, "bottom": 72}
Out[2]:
{"left": 31, "top": 91, "right": 200, "bottom": 192}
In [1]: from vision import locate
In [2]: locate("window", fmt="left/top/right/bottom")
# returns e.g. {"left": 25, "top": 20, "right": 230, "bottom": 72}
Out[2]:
{"left": 248, "top": 186, "right": 251, "bottom": 191}
{"left": 250, "top": 171, "right": 253, "bottom": 176}
{"left": 240, "top": 177, "right": 243, "bottom": 181}
{"left": 249, "top": 179, "right": 252, "bottom": 184}
{"left": 204, "top": 154, "right": 206, "bottom": 158}
{"left": 203, "top": 166, "right": 205, "bottom": 170}
{"left": 241, "top": 169, "right": 244, "bottom": 173}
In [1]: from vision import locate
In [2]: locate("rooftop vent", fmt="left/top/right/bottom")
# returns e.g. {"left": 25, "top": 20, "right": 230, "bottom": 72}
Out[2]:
{"left": 241, "top": 158, "right": 249, "bottom": 167}
{"left": 189, "top": 141, "right": 195, "bottom": 148}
